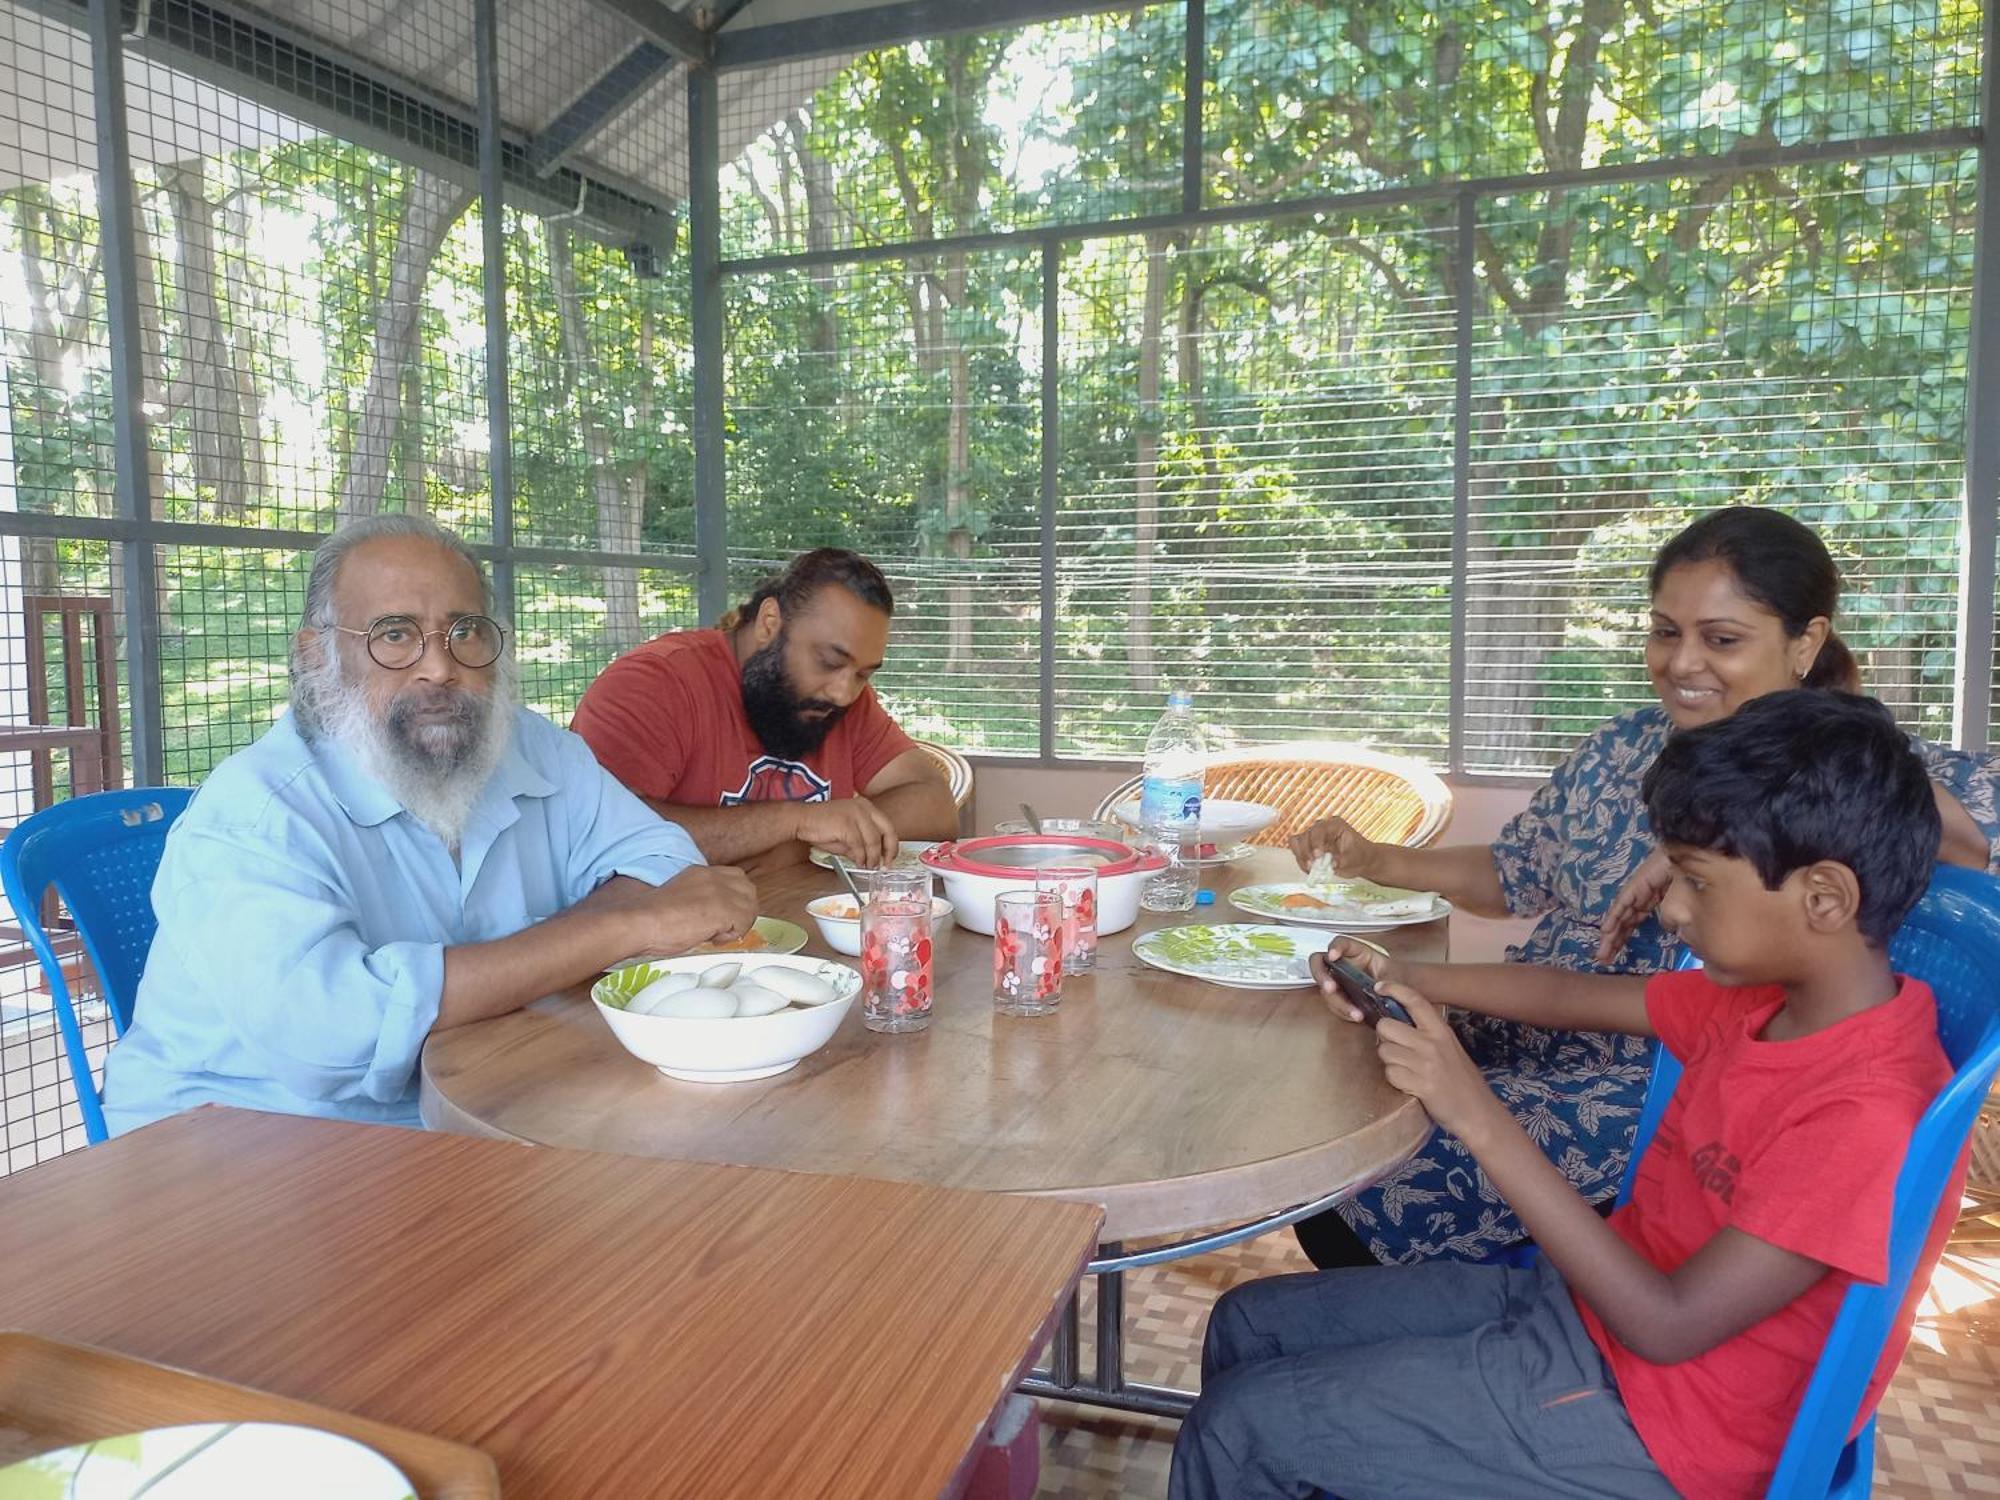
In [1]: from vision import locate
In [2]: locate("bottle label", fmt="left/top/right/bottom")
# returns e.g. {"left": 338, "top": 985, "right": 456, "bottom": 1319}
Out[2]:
{"left": 1140, "top": 775, "right": 1202, "bottom": 827}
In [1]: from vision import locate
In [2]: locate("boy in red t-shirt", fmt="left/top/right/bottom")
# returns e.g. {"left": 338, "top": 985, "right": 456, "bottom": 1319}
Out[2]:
{"left": 1170, "top": 689, "right": 1964, "bottom": 1500}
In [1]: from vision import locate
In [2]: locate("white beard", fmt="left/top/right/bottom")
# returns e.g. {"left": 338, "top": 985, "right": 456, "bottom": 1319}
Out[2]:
{"left": 293, "top": 640, "right": 517, "bottom": 848}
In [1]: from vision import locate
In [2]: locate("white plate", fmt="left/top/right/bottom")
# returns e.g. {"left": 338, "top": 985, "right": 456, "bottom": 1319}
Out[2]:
{"left": 1111, "top": 797, "right": 1278, "bottom": 846}
{"left": 809, "top": 840, "right": 939, "bottom": 874}
{"left": 683, "top": 915, "right": 809, "bottom": 957}
{"left": 1229, "top": 882, "right": 1451, "bottom": 931}
{"left": 1191, "top": 841, "right": 1258, "bottom": 866}
{"left": 1131, "top": 923, "right": 1329, "bottom": 990}
{"left": 0, "top": 1423, "right": 413, "bottom": 1500}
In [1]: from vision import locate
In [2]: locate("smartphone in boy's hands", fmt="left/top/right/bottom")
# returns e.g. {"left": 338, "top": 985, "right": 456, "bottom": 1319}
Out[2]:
{"left": 1323, "top": 954, "right": 1415, "bottom": 1027}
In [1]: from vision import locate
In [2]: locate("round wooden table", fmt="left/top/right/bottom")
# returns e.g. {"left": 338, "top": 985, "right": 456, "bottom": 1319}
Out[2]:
{"left": 421, "top": 847, "right": 1445, "bottom": 1242}
{"left": 423, "top": 844, "right": 1448, "bottom": 1416}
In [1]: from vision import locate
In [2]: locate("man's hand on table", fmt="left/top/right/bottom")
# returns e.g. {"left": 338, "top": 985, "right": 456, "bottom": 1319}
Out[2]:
{"left": 794, "top": 796, "right": 900, "bottom": 869}
{"left": 586, "top": 865, "right": 760, "bottom": 961}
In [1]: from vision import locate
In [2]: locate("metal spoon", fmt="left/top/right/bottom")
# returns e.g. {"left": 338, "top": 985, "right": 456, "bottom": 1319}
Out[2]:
{"left": 828, "top": 853, "right": 866, "bottom": 905}
{"left": 1020, "top": 802, "right": 1044, "bottom": 834}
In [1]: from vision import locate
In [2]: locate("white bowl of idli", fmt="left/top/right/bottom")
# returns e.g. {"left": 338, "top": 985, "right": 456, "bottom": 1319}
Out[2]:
{"left": 591, "top": 954, "right": 859, "bottom": 1083}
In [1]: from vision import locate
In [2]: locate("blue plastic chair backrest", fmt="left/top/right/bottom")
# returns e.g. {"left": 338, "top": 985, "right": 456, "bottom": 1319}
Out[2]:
{"left": 1622, "top": 865, "right": 2000, "bottom": 1499}
{"left": 0, "top": 787, "right": 193, "bottom": 1143}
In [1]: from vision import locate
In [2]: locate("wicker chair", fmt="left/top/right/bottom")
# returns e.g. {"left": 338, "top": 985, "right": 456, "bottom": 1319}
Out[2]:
{"left": 1092, "top": 741, "right": 1452, "bottom": 850}
{"left": 912, "top": 738, "right": 974, "bottom": 813}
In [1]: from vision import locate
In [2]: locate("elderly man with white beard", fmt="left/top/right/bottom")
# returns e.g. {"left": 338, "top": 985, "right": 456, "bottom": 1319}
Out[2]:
{"left": 101, "top": 513, "right": 755, "bottom": 1134}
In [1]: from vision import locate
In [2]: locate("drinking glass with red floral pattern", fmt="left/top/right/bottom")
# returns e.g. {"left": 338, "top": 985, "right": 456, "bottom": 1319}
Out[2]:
{"left": 993, "top": 890, "right": 1065, "bottom": 1017}
{"left": 1035, "top": 866, "right": 1098, "bottom": 976}
{"left": 861, "top": 867, "right": 933, "bottom": 1033}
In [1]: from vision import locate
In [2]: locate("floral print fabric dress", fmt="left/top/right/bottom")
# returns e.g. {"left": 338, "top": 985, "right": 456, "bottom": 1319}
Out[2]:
{"left": 1335, "top": 702, "right": 2000, "bottom": 1265}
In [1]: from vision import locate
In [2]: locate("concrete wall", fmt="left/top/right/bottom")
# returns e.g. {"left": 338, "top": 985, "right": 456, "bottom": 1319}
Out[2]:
{"left": 967, "top": 759, "right": 1539, "bottom": 963}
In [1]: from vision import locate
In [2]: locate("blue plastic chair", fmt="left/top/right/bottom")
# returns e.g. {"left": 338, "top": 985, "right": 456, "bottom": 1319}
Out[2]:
{"left": 1616, "top": 865, "right": 2000, "bottom": 1498}
{"left": 0, "top": 787, "right": 193, "bottom": 1144}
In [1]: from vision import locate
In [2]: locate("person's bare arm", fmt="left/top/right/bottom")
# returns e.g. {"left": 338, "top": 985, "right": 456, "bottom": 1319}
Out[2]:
{"left": 1597, "top": 782, "right": 1990, "bottom": 966}
{"left": 862, "top": 746, "right": 960, "bottom": 840}
{"left": 643, "top": 798, "right": 812, "bottom": 867}
{"left": 1321, "top": 938, "right": 1655, "bottom": 1036}
{"left": 642, "top": 794, "right": 907, "bottom": 870}
{"left": 1376, "top": 986, "right": 1827, "bottom": 1364}
{"left": 1936, "top": 785, "right": 1990, "bottom": 869}
{"left": 435, "top": 866, "right": 757, "bottom": 1029}
{"left": 1289, "top": 818, "right": 1511, "bottom": 917}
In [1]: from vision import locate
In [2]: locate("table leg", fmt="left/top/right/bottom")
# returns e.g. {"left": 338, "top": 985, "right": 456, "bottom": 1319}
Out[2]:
{"left": 1020, "top": 1239, "right": 1193, "bottom": 1419}
{"left": 1047, "top": 1288, "right": 1080, "bottom": 1389}
{"left": 1094, "top": 1243, "right": 1124, "bottom": 1396}
{"left": 1018, "top": 1165, "right": 1420, "bottom": 1420}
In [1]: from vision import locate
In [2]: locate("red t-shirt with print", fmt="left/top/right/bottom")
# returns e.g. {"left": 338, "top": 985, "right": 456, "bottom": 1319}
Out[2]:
{"left": 1575, "top": 969, "right": 1960, "bottom": 1500}
{"left": 569, "top": 628, "right": 915, "bottom": 807}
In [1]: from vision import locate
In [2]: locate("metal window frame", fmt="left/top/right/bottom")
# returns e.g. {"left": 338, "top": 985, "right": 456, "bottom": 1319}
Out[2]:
{"left": 1955, "top": 0, "right": 2000, "bottom": 752}
{"left": 18, "top": 0, "right": 1994, "bottom": 789}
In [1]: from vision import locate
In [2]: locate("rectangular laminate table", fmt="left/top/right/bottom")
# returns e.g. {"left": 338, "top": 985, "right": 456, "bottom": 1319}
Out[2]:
{"left": 0, "top": 1107, "right": 1102, "bottom": 1498}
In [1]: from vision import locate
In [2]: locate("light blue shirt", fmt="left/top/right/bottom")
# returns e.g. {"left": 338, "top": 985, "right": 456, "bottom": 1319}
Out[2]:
{"left": 101, "top": 707, "right": 703, "bottom": 1134}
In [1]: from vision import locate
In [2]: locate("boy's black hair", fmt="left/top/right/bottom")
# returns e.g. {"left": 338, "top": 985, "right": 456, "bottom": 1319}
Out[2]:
{"left": 1641, "top": 689, "right": 1939, "bottom": 945}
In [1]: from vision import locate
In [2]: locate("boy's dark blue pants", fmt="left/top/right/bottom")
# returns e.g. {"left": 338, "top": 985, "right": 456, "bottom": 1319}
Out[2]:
{"left": 1168, "top": 1257, "right": 1682, "bottom": 1499}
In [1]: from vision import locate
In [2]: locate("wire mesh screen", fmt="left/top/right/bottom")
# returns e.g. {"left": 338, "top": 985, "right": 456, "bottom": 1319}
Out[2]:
{"left": 1054, "top": 221, "right": 1458, "bottom": 757}
{"left": 725, "top": 248, "right": 1043, "bottom": 751}
{"left": 157, "top": 543, "right": 308, "bottom": 781}
{"left": 501, "top": 0, "right": 693, "bottom": 567}
{"left": 0, "top": 4, "right": 133, "bottom": 1166}
{"left": 115, "top": 3, "right": 491, "bottom": 536}
{"left": 719, "top": 5, "right": 1186, "bottom": 262}
{"left": 508, "top": 216, "right": 695, "bottom": 559}
{"left": 1202, "top": 0, "right": 1984, "bottom": 207}
{"left": 1462, "top": 154, "right": 1975, "bottom": 773}
{"left": 2, "top": 5, "right": 112, "bottom": 524}
{"left": 515, "top": 562, "right": 699, "bottom": 727}
{"left": 0, "top": 0, "right": 1989, "bottom": 1181}
{"left": 0, "top": 538, "right": 120, "bottom": 1168}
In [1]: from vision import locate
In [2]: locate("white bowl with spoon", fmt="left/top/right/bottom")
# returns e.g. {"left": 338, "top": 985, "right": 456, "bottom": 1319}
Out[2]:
{"left": 804, "top": 893, "right": 954, "bottom": 956}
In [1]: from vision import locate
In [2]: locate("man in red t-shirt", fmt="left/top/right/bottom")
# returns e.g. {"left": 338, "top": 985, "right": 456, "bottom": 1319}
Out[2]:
{"left": 1170, "top": 690, "right": 1969, "bottom": 1500}
{"left": 570, "top": 548, "right": 957, "bottom": 871}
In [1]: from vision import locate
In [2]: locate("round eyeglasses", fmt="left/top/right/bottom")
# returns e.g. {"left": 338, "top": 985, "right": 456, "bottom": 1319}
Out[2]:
{"left": 332, "top": 614, "right": 508, "bottom": 671}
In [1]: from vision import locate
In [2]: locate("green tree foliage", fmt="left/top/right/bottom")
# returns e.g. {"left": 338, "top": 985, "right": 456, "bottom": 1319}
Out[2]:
{"left": 0, "top": 0, "right": 1984, "bottom": 778}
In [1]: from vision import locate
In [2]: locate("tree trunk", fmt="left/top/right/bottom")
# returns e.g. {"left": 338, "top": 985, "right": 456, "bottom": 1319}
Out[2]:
{"left": 216, "top": 198, "right": 267, "bottom": 509}
{"left": 545, "top": 221, "right": 643, "bottom": 653}
{"left": 1450, "top": 0, "right": 1628, "bottom": 753}
{"left": 787, "top": 115, "right": 840, "bottom": 362}
{"left": 942, "top": 247, "right": 973, "bottom": 671}
{"left": 400, "top": 358, "right": 426, "bottom": 513}
{"left": 137, "top": 191, "right": 176, "bottom": 627}
{"left": 1177, "top": 243, "right": 1230, "bottom": 626}
{"left": 338, "top": 171, "right": 471, "bottom": 522}
{"left": 1129, "top": 232, "right": 1172, "bottom": 697}
{"left": 15, "top": 192, "right": 93, "bottom": 592}
{"left": 162, "top": 164, "right": 250, "bottom": 516}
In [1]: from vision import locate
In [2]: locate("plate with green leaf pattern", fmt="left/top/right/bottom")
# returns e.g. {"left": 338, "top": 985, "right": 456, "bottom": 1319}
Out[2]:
{"left": 1131, "top": 923, "right": 1328, "bottom": 990}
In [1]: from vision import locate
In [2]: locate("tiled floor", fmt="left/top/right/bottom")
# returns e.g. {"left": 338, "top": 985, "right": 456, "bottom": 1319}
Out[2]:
{"left": 1038, "top": 1216, "right": 2000, "bottom": 1497}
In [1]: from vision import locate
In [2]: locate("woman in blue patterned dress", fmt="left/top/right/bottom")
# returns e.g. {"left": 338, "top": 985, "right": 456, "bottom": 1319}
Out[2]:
{"left": 1291, "top": 506, "right": 2000, "bottom": 1268}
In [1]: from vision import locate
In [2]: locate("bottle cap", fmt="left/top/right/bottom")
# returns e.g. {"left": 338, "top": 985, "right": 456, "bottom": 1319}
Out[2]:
{"left": 1195, "top": 889, "right": 1215, "bottom": 905}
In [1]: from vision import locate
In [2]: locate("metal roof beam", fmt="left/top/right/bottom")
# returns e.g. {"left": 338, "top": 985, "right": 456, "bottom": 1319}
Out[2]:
{"left": 581, "top": 0, "right": 708, "bottom": 66}
{"left": 19, "top": 0, "right": 674, "bottom": 248}
{"left": 711, "top": 0, "right": 1144, "bottom": 70}
{"left": 527, "top": 0, "right": 750, "bottom": 179}
{"left": 527, "top": 42, "right": 679, "bottom": 177}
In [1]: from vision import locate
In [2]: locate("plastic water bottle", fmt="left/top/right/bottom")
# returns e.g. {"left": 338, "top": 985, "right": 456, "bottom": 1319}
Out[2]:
{"left": 1139, "top": 689, "right": 1204, "bottom": 912}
